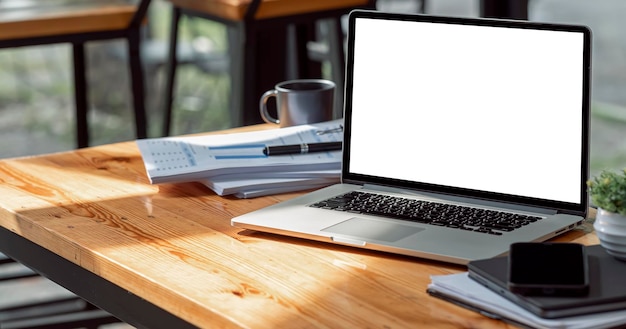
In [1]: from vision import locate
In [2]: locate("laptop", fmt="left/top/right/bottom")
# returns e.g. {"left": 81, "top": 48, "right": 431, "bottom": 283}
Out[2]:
{"left": 232, "top": 10, "right": 592, "bottom": 265}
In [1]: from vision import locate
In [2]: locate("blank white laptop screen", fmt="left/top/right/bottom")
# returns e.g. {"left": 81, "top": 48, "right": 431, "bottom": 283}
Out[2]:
{"left": 348, "top": 18, "right": 585, "bottom": 204}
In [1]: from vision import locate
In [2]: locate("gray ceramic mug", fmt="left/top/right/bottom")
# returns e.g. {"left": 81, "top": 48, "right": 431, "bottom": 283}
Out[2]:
{"left": 259, "top": 79, "right": 335, "bottom": 127}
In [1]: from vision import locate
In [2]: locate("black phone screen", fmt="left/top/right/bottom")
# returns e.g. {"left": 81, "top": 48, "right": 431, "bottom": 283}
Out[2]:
{"left": 508, "top": 242, "right": 589, "bottom": 296}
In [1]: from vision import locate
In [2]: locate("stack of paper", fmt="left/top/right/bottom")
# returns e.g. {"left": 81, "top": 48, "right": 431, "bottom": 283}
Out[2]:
{"left": 427, "top": 273, "right": 626, "bottom": 329}
{"left": 137, "top": 120, "right": 343, "bottom": 197}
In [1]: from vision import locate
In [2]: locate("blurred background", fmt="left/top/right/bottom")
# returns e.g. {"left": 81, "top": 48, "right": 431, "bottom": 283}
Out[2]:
{"left": 1, "top": 0, "right": 625, "bottom": 178}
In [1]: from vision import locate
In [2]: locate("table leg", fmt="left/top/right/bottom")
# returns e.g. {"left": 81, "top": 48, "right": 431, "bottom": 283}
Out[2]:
{"left": 480, "top": 0, "right": 529, "bottom": 20}
{"left": 0, "top": 227, "right": 196, "bottom": 329}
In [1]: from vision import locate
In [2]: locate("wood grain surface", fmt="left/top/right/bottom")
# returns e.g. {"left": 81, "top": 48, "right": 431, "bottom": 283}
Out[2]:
{"left": 0, "top": 124, "right": 598, "bottom": 328}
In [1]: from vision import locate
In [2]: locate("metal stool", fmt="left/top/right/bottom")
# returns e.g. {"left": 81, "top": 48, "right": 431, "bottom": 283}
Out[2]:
{"left": 0, "top": 0, "right": 152, "bottom": 148}
{"left": 162, "top": 0, "right": 376, "bottom": 135}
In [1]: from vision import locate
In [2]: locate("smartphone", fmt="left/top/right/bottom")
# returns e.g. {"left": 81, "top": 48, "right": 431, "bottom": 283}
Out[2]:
{"left": 508, "top": 242, "right": 589, "bottom": 296}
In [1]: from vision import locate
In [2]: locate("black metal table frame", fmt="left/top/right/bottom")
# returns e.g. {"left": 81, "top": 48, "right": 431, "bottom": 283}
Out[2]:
{"left": 0, "top": 226, "right": 197, "bottom": 329}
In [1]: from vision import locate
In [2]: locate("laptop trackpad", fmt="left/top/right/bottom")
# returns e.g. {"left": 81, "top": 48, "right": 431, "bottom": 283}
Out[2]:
{"left": 322, "top": 217, "right": 424, "bottom": 242}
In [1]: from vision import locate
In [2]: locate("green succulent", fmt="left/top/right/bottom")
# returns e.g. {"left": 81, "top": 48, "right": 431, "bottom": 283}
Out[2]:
{"left": 587, "top": 169, "right": 626, "bottom": 216}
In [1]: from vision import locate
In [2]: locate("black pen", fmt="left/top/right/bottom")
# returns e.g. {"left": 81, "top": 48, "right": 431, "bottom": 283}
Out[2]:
{"left": 263, "top": 141, "right": 342, "bottom": 156}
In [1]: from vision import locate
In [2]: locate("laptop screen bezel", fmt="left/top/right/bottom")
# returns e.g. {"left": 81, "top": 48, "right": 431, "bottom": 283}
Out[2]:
{"left": 341, "top": 10, "right": 591, "bottom": 216}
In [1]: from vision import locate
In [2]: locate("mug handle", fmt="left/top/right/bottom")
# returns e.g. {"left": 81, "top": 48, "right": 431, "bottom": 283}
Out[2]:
{"left": 259, "top": 89, "right": 280, "bottom": 124}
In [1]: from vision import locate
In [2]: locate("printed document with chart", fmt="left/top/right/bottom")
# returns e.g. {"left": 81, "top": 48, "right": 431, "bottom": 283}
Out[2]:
{"left": 136, "top": 120, "right": 343, "bottom": 197}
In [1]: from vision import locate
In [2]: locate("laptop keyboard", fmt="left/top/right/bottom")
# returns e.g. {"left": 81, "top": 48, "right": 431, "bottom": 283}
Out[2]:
{"left": 309, "top": 191, "right": 543, "bottom": 235}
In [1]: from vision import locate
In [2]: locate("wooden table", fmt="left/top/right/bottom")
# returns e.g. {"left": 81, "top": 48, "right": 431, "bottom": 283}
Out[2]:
{"left": 0, "top": 125, "right": 598, "bottom": 328}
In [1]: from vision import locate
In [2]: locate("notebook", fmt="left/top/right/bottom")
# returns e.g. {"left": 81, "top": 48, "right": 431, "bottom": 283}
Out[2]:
{"left": 232, "top": 10, "right": 592, "bottom": 265}
{"left": 468, "top": 245, "right": 626, "bottom": 318}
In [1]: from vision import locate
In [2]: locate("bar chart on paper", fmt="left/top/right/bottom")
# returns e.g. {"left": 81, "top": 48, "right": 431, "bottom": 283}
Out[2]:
{"left": 137, "top": 120, "right": 344, "bottom": 197}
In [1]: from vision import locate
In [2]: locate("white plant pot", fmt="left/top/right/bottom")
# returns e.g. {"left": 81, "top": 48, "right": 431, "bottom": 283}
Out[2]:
{"left": 594, "top": 208, "right": 626, "bottom": 261}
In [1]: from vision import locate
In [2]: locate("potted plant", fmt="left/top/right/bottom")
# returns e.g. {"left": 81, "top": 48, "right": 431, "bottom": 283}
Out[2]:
{"left": 587, "top": 169, "right": 626, "bottom": 260}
